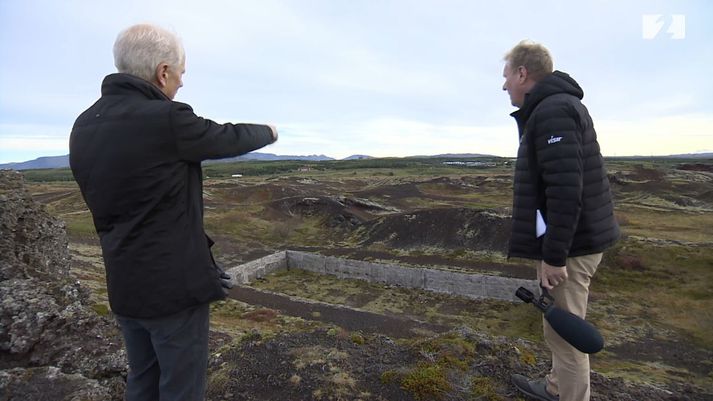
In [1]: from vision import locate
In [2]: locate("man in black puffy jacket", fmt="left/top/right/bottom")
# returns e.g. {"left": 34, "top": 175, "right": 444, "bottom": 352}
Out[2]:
{"left": 70, "top": 24, "right": 277, "bottom": 401}
{"left": 502, "top": 40, "right": 619, "bottom": 401}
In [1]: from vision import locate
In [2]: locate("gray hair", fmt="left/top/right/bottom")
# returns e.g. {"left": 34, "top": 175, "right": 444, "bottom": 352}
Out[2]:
{"left": 113, "top": 24, "right": 185, "bottom": 82}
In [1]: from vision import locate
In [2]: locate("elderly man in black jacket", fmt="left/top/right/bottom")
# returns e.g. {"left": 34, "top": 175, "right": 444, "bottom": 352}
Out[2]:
{"left": 70, "top": 24, "right": 277, "bottom": 401}
{"left": 501, "top": 41, "right": 619, "bottom": 401}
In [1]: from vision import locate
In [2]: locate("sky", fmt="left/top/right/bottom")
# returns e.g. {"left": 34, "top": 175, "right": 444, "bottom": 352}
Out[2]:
{"left": 1, "top": 0, "right": 712, "bottom": 163}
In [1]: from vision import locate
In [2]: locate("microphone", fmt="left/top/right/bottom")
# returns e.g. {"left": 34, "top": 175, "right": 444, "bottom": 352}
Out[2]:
{"left": 515, "top": 286, "right": 604, "bottom": 354}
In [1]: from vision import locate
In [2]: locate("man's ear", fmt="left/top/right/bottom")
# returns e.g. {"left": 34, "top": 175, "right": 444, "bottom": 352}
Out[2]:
{"left": 155, "top": 63, "right": 169, "bottom": 87}
{"left": 517, "top": 65, "right": 528, "bottom": 84}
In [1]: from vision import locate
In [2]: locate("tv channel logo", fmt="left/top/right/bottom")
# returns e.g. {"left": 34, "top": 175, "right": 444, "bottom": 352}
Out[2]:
{"left": 642, "top": 14, "right": 686, "bottom": 39}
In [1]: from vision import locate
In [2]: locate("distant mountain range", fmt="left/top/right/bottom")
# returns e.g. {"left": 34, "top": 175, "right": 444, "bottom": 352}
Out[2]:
{"left": 0, "top": 153, "right": 336, "bottom": 170}
{"left": 0, "top": 153, "right": 481, "bottom": 170}
{"left": 0, "top": 155, "right": 70, "bottom": 170}
{"left": 414, "top": 153, "right": 494, "bottom": 159}
{"left": 1, "top": 152, "right": 711, "bottom": 171}
{"left": 611, "top": 152, "right": 713, "bottom": 159}
{"left": 207, "top": 153, "right": 335, "bottom": 163}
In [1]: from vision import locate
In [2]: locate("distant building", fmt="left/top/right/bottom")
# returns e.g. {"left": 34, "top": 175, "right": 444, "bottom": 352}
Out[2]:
{"left": 297, "top": 166, "right": 312, "bottom": 172}
{"left": 231, "top": 174, "right": 243, "bottom": 178}
{"left": 442, "top": 161, "right": 497, "bottom": 168}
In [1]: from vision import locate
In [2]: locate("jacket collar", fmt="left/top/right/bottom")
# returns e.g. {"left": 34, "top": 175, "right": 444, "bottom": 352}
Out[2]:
{"left": 101, "top": 73, "right": 170, "bottom": 101}
{"left": 510, "top": 70, "right": 584, "bottom": 135}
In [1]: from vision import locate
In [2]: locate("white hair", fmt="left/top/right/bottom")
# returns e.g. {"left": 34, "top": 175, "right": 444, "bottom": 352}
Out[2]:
{"left": 113, "top": 24, "right": 185, "bottom": 82}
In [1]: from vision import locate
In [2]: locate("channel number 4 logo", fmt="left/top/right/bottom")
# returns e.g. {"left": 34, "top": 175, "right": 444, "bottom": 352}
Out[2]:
{"left": 642, "top": 14, "right": 685, "bottom": 39}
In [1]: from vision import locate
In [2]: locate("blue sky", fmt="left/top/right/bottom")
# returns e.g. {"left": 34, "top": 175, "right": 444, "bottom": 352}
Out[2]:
{"left": 1, "top": 0, "right": 711, "bottom": 163}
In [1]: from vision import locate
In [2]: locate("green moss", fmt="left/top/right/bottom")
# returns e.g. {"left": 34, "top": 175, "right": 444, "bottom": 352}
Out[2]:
{"left": 519, "top": 349, "right": 537, "bottom": 366}
{"left": 64, "top": 215, "right": 97, "bottom": 237}
{"left": 594, "top": 242, "right": 713, "bottom": 349}
{"left": 592, "top": 354, "right": 711, "bottom": 387}
{"left": 416, "top": 333, "right": 476, "bottom": 371}
{"left": 206, "top": 365, "right": 232, "bottom": 398}
{"left": 350, "top": 332, "right": 365, "bottom": 345}
{"left": 238, "top": 330, "right": 264, "bottom": 344}
{"left": 470, "top": 376, "right": 503, "bottom": 401}
{"left": 91, "top": 303, "right": 110, "bottom": 317}
{"left": 400, "top": 363, "right": 451, "bottom": 401}
{"left": 380, "top": 370, "right": 398, "bottom": 384}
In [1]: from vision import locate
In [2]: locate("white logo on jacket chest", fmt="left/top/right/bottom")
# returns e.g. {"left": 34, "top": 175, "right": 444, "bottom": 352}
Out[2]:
{"left": 547, "top": 135, "right": 563, "bottom": 144}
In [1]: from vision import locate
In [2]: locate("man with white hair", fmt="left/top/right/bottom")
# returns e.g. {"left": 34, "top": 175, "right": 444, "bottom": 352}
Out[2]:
{"left": 70, "top": 24, "right": 278, "bottom": 401}
{"left": 501, "top": 40, "right": 619, "bottom": 401}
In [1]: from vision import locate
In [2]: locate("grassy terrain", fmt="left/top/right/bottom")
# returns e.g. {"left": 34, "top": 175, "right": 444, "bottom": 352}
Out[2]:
{"left": 23, "top": 156, "right": 713, "bottom": 394}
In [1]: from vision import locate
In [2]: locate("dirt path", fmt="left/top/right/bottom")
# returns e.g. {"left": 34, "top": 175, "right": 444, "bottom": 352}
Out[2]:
{"left": 228, "top": 285, "right": 449, "bottom": 338}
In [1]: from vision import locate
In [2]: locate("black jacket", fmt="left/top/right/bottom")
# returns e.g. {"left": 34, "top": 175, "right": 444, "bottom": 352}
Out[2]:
{"left": 70, "top": 73, "right": 274, "bottom": 318}
{"left": 508, "top": 71, "right": 619, "bottom": 266}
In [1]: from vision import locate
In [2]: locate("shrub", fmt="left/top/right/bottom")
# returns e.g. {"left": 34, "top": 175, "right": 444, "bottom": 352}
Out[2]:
{"left": 470, "top": 376, "right": 503, "bottom": 401}
{"left": 350, "top": 332, "right": 365, "bottom": 345}
{"left": 401, "top": 363, "right": 451, "bottom": 401}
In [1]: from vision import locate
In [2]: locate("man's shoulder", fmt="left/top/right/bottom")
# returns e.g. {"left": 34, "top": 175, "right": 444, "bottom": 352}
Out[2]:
{"left": 167, "top": 101, "right": 201, "bottom": 121}
{"left": 109, "top": 94, "right": 175, "bottom": 117}
{"left": 530, "top": 93, "right": 580, "bottom": 124}
{"left": 73, "top": 95, "right": 176, "bottom": 130}
{"left": 536, "top": 92, "right": 581, "bottom": 110}
{"left": 169, "top": 100, "right": 194, "bottom": 111}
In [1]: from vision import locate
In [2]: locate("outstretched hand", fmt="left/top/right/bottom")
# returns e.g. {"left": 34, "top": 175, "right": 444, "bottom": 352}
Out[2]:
{"left": 540, "top": 261, "right": 568, "bottom": 290}
{"left": 268, "top": 125, "right": 278, "bottom": 143}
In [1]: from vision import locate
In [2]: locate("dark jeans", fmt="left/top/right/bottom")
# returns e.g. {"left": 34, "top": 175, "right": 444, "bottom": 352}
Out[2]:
{"left": 116, "top": 303, "right": 210, "bottom": 401}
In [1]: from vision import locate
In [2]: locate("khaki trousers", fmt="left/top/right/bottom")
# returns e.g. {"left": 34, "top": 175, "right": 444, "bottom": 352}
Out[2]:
{"left": 537, "top": 253, "right": 602, "bottom": 401}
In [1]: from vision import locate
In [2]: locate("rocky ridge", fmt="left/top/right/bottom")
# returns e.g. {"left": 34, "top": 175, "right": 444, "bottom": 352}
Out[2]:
{"left": 0, "top": 170, "right": 126, "bottom": 400}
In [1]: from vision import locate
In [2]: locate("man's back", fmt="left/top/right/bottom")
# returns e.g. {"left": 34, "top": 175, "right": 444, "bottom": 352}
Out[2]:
{"left": 73, "top": 24, "right": 278, "bottom": 400}
{"left": 70, "top": 73, "right": 274, "bottom": 318}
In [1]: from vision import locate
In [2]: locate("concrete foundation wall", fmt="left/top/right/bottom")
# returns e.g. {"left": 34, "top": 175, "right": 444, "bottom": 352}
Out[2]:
{"left": 287, "top": 250, "right": 537, "bottom": 302}
{"left": 228, "top": 250, "right": 538, "bottom": 302}
{"left": 227, "top": 251, "right": 287, "bottom": 284}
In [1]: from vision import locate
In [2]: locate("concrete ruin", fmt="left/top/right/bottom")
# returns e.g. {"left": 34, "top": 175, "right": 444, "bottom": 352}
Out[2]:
{"left": 227, "top": 250, "right": 538, "bottom": 302}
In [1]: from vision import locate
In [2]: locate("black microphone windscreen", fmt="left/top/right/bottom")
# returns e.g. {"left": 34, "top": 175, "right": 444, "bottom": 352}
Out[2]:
{"left": 545, "top": 307, "right": 604, "bottom": 354}
{"left": 515, "top": 287, "right": 534, "bottom": 303}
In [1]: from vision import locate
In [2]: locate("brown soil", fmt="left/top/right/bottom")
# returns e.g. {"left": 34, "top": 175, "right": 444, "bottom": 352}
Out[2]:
{"left": 607, "top": 338, "right": 713, "bottom": 377}
{"left": 678, "top": 163, "right": 713, "bottom": 173}
{"left": 227, "top": 286, "right": 449, "bottom": 338}
{"left": 358, "top": 208, "right": 511, "bottom": 253}
{"left": 355, "top": 182, "right": 423, "bottom": 200}
{"left": 205, "top": 327, "right": 713, "bottom": 401}
{"left": 632, "top": 165, "right": 666, "bottom": 181}
{"left": 267, "top": 196, "right": 368, "bottom": 229}
{"left": 30, "top": 190, "right": 75, "bottom": 204}
{"left": 207, "top": 329, "right": 420, "bottom": 401}
{"left": 226, "top": 279, "right": 713, "bottom": 400}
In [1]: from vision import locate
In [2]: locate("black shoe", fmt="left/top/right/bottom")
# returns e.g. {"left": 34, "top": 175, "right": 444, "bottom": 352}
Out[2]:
{"left": 511, "top": 374, "right": 559, "bottom": 401}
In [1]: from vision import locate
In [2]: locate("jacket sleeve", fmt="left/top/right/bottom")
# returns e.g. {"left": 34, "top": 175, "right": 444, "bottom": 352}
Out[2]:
{"left": 170, "top": 101, "right": 274, "bottom": 162}
{"left": 532, "top": 101, "right": 584, "bottom": 267}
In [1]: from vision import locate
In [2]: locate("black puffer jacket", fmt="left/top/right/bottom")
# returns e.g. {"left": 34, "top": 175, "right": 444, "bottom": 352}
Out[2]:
{"left": 508, "top": 71, "right": 619, "bottom": 266}
{"left": 70, "top": 73, "right": 274, "bottom": 318}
